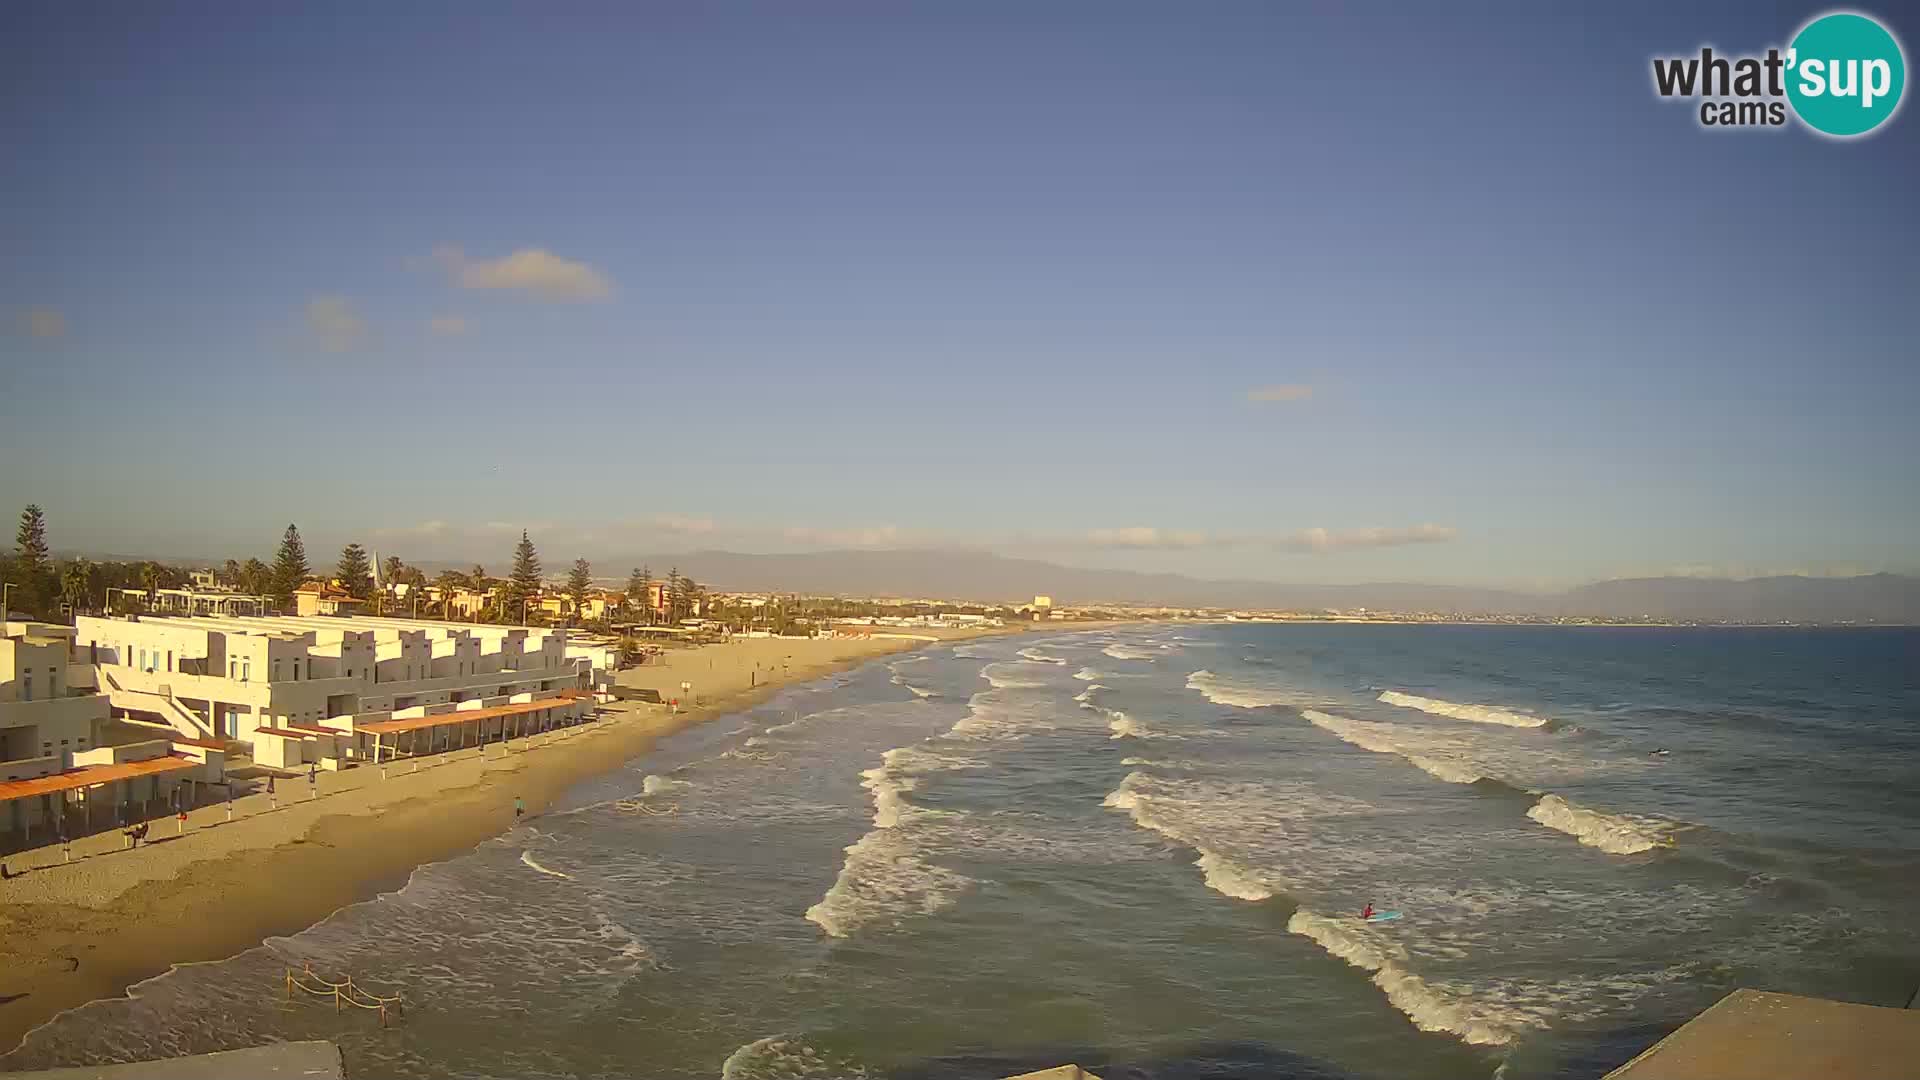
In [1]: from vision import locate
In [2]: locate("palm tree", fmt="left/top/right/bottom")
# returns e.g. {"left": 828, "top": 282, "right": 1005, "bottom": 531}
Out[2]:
{"left": 61, "top": 559, "right": 93, "bottom": 614}
{"left": 139, "top": 561, "right": 161, "bottom": 597}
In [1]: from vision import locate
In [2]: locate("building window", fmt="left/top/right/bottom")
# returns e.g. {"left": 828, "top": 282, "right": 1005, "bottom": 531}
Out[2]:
{"left": 229, "top": 660, "right": 237, "bottom": 678}
{"left": 22, "top": 675, "right": 31, "bottom": 701}
{"left": 242, "top": 660, "right": 250, "bottom": 681}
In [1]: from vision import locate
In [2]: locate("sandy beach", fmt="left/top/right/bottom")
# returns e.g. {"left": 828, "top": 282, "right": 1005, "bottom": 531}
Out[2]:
{"left": 0, "top": 626, "right": 1053, "bottom": 1053}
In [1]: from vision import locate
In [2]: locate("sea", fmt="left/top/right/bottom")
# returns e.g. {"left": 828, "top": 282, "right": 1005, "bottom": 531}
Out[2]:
{"left": 5, "top": 624, "right": 1917, "bottom": 1080}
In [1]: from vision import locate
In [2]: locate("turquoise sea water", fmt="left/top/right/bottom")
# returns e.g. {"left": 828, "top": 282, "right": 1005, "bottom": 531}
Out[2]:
{"left": 6, "top": 625, "right": 1916, "bottom": 1079}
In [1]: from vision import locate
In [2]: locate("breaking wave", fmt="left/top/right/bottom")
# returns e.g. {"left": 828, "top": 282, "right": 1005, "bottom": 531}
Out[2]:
{"left": 1527, "top": 795, "right": 1674, "bottom": 855}
{"left": 803, "top": 829, "right": 971, "bottom": 938}
{"left": 1287, "top": 910, "right": 1532, "bottom": 1046}
{"left": 1302, "top": 710, "right": 1485, "bottom": 785}
{"left": 721, "top": 1036, "right": 870, "bottom": 1080}
{"left": 1379, "top": 691, "right": 1548, "bottom": 729}
{"left": 890, "top": 673, "right": 938, "bottom": 699}
{"left": 1196, "top": 852, "right": 1273, "bottom": 900}
{"left": 1186, "top": 669, "right": 1302, "bottom": 709}
{"left": 1103, "top": 644, "right": 1159, "bottom": 661}
{"left": 1073, "top": 666, "right": 1103, "bottom": 681}
{"left": 1018, "top": 647, "right": 1068, "bottom": 665}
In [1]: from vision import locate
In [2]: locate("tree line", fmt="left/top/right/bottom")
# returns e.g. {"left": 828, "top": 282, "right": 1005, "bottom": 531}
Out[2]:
{"left": 2, "top": 506, "right": 706, "bottom": 630}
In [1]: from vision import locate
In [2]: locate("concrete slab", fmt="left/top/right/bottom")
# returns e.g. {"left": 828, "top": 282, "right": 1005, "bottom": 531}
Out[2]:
{"left": 1604, "top": 989, "right": 1920, "bottom": 1080}
{"left": 3, "top": 1041, "right": 342, "bottom": 1079}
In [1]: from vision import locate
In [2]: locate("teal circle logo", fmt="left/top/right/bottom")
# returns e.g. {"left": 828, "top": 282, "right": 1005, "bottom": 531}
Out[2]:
{"left": 1786, "top": 12, "right": 1907, "bottom": 137}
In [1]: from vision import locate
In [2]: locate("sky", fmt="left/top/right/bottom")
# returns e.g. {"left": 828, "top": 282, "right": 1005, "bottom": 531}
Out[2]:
{"left": 2, "top": 1, "right": 1916, "bottom": 589}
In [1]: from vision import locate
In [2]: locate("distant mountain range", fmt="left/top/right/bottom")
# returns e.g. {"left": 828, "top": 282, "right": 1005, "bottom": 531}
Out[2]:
{"left": 578, "top": 549, "right": 1918, "bottom": 624}
{"left": 58, "top": 543, "right": 1918, "bottom": 623}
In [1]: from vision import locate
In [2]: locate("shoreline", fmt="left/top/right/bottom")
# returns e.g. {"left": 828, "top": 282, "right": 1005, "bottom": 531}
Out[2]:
{"left": 0, "top": 623, "right": 1116, "bottom": 1055}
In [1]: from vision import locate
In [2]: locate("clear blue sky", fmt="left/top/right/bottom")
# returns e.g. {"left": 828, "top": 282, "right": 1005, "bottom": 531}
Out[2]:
{"left": 3, "top": 2, "right": 1915, "bottom": 587}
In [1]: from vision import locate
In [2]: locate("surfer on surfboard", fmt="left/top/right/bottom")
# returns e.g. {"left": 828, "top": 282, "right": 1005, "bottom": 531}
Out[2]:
{"left": 1360, "top": 902, "right": 1374, "bottom": 921}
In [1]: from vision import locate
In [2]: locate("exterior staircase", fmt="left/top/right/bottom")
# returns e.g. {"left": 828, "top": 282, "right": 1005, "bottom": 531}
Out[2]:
{"left": 100, "top": 669, "right": 217, "bottom": 740}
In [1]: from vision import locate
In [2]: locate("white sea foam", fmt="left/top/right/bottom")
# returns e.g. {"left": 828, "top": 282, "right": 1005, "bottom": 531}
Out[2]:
{"left": 641, "top": 774, "right": 691, "bottom": 797}
{"left": 1195, "top": 852, "right": 1273, "bottom": 900}
{"left": 1379, "top": 690, "right": 1548, "bottom": 729}
{"left": 1526, "top": 795, "right": 1673, "bottom": 855}
{"left": 1302, "top": 710, "right": 1486, "bottom": 785}
{"left": 1287, "top": 910, "right": 1530, "bottom": 1046}
{"left": 1186, "top": 669, "right": 1301, "bottom": 709}
{"left": 721, "top": 1035, "right": 869, "bottom": 1080}
{"left": 889, "top": 673, "right": 938, "bottom": 699}
{"left": 982, "top": 662, "right": 1045, "bottom": 690}
{"left": 520, "top": 850, "right": 574, "bottom": 880}
{"left": 1018, "top": 647, "right": 1068, "bottom": 665}
{"left": 1102, "top": 644, "right": 1158, "bottom": 661}
{"left": 1073, "top": 666, "right": 1103, "bottom": 681}
{"left": 1106, "top": 710, "right": 1181, "bottom": 740}
{"left": 804, "top": 829, "right": 970, "bottom": 938}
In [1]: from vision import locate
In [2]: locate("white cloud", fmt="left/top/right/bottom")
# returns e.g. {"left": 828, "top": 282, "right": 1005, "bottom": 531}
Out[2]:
{"left": 428, "top": 246, "right": 612, "bottom": 301}
{"left": 21, "top": 307, "right": 66, "bottom": 338}
{"left": 428, "top": 315, "right": 467, "bottom": 336}
{"left": 305, "top": 295, "right": 366, "bottom": 352}
{"left": 1271, "top": 524, "right": 1457, "bottom": 552}
{"left": 782, "top": 524, "right": 907, "bottom": 548}
{"left": 1246, "top": 384, "right": 1313, "bottom": 403}
{"left": 1085, "top": 526, "right": 1211, "bottom": 549}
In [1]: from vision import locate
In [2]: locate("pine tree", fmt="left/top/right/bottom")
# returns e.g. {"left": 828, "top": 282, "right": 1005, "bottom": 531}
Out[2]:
{"left": 337, "top": 543, "right": 374, "bottom": 600}
{"left": 272, "top": 524, "right": 310, "bottom": 608}
{"left": 506, "top": 531, "right": 542, "bottom": 623}
{"left": 13, "top": 504, "right": 52, "bottom": 615}
{"left": 567, "top": 558, "right": 593, "bottom": 620}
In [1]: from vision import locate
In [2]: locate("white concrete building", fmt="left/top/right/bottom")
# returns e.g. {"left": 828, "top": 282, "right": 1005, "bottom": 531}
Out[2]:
{"left": 2, "top": 622, "right": 226, "bottom": 842}
{"left": 2, "top": 623, "right": 109, "bottom": 777}
{"left": 72, "top": 613, "right": 598, "bottom": 764}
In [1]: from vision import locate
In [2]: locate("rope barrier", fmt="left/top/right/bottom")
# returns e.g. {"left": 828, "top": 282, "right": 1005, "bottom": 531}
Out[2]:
{"left": 285, "top": 964, "right": 406, "bottom": 1027}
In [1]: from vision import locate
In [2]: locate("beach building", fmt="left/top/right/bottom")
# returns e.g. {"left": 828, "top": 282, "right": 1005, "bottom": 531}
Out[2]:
{"left": 1, "top": 624, "right": 108, "bottom": 773}
{"left": 71, "top": 614, "right": 597, "bottom": 767}
{"left": 2, "top": 622, "right": 225, "bottom": 844}
{"left": 293, "top": 582, "right": 365, "bottom": 617}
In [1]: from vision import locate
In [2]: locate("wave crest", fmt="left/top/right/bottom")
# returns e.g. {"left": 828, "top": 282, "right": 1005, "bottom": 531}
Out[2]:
{"left": 1287, "top": 910, "right": 1528, "bottom": 1046}
{"left": 1526, "top": 795, "right": 1673, "bottom": 855}
{"left": 1379, "top": 691, "right": 1548, "bottom": 729}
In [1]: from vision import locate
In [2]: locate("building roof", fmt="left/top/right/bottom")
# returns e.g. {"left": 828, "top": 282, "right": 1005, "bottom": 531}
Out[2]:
{"left": 281, "top": 724, "right": 340, "bottom": 736}
{"left": 0, "top": 754, "right": 200, "bottom": 803}
{"left": 358, "top": 695, "right": 583, "bottom": 737}
{"left": 251, "top": 727, "right": 311, "bottom": 739}
{"left": 171, "top": 737, "right": 229, "bottom": 750}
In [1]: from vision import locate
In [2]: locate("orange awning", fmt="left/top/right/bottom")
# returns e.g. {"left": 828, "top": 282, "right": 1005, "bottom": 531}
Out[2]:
{"left": 358, "top": 697, "right": 581, "bottom": 737}
{"left": 0, "top": 755, "right": 200, "bottom": 803}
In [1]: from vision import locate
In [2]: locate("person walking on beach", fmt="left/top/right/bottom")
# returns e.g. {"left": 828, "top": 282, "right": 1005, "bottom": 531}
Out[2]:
{"left": 514, "top": 795, "right": 525, "bottom": 822}
{"left": 307, "top": 763, "right": 318, "bottom": 800}
{"left": 266, "top": 775, "right": 276, "bottom": 809}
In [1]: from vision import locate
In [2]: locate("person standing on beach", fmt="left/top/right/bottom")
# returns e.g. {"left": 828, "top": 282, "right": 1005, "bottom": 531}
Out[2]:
{"left": 307, "top": 763, "right": 318, "bottom": 800}
{"left": 514, "top": 795, "right": 525, "bottom": 822}
{"left": 266, "top": 775, "right": 276, "bottom": 809}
